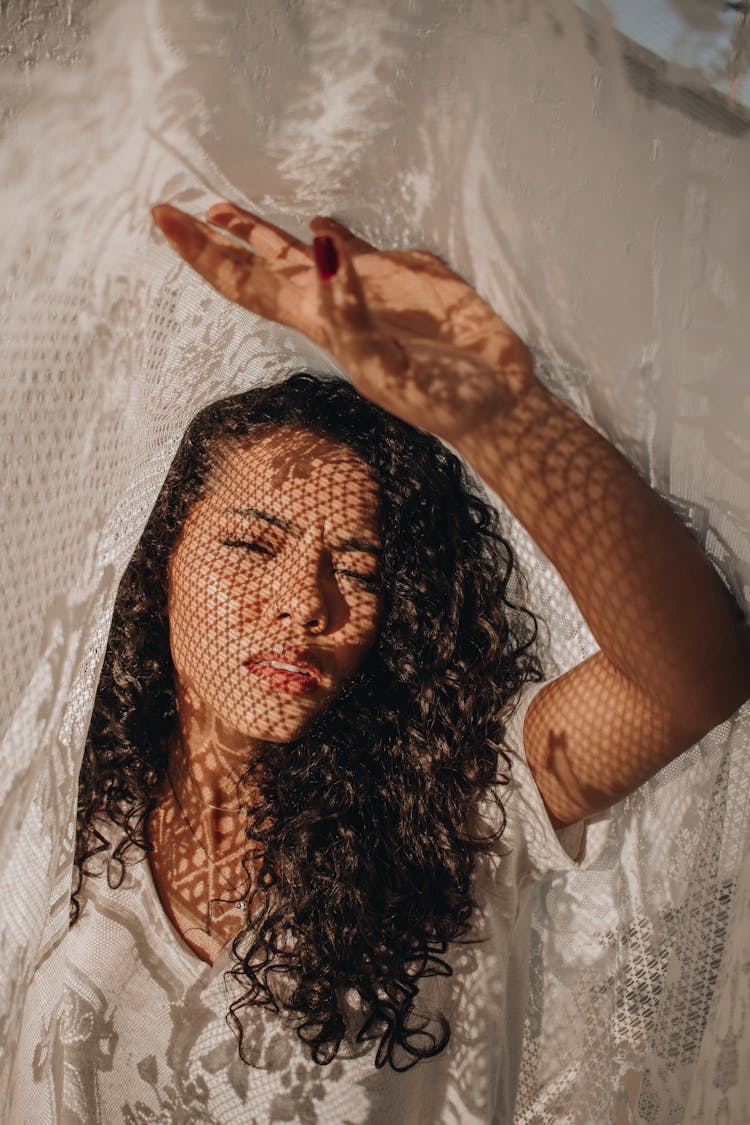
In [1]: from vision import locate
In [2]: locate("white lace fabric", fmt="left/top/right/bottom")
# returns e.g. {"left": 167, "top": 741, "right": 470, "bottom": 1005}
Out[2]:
{"left": 1, "top": 2, "right": 749, "bottom": 1122}
{"left": 11, "top": 682, "right": 597, "bottom": 1124}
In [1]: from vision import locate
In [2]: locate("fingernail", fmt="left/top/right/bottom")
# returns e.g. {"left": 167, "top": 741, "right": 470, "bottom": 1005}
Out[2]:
{"left": 313, "top": 235, "right": 339, "bottom": 280}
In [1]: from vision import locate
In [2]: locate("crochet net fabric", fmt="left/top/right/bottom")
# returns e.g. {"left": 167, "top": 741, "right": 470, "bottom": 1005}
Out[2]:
{"left": 1, "top": 1, "right": 749, "bottom": 1121}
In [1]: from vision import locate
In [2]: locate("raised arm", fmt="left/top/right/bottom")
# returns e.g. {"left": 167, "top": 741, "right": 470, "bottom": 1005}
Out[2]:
{"left": 151, "top": 201, "right": 750, "bottom": 827}
{"left": 455, "top": 381, "right": 750, "bottom": 825}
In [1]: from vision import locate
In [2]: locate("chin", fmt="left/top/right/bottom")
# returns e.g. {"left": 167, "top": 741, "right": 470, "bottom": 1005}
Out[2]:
{"left": 232, "top": 708, "right": 319, "bottom": 744}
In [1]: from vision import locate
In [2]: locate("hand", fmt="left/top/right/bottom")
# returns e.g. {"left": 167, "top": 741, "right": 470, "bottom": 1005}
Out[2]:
{"left": 151, "top": 201, "right": 536, "bottom": 443}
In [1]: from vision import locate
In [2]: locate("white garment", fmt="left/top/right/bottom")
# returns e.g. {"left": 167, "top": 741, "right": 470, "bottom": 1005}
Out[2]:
{"left": 3, "top": 2, "right": 750, "bottom": 1120}
{"left": 11, "top": 681, "right": 604, "bottom": 1124}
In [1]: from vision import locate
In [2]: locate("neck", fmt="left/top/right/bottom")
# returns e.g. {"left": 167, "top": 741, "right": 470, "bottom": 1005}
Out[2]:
{"left": 167, "top": 679, "right": 263, "bottom": 859}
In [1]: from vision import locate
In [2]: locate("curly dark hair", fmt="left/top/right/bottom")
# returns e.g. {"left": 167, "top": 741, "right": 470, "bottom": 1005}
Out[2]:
{"left": 73, "top": 371, "right": 541, "bottom": 1071}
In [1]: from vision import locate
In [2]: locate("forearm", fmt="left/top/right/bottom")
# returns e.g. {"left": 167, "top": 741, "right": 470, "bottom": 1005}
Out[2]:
{"left": 456, "top": 377, "right": 750, "bottom": 735}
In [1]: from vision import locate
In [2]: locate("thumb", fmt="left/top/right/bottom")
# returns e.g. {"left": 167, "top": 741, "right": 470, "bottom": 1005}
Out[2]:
{"left": 312, "top": 231, "right": 408, "bottom": 382}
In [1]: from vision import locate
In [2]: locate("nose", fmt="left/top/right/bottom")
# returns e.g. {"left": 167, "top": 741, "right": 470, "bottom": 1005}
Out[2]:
{"left": 271, "top": 550, "right": 330, "bottom": 634}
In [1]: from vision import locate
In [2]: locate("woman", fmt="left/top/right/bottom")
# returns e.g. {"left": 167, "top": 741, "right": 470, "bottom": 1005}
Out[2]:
{"left": 67, "top": 202, "right": 750, "bottom": 1124}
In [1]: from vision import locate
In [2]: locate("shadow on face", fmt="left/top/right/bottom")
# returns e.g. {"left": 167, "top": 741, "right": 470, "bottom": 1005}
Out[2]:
{"left": 167, "top": 426, "right": 384, "bottom": 746}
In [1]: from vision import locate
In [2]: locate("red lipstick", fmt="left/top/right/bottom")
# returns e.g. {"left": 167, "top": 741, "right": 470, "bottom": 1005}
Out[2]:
{"left": 244, "top": 647, "right": 323, "bottom": 696}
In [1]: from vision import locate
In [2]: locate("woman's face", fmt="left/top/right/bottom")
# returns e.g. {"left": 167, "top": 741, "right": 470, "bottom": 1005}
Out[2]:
{"left": 167, "top": 426, "right": 383, "bottom": 744}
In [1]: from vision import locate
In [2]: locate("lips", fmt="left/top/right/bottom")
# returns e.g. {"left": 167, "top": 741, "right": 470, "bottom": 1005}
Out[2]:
{"left": 244, "top": 647, "right": 324, "bottom": 697}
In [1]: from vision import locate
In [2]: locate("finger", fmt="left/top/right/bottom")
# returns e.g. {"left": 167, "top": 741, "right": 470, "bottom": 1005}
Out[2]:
{"left": 154, "top": 204, "right": 328, "bottom": 343}
{"left": 153, "top": 203, "right": 285, "bottom": 320}
{"left": 153, "top": 203, "right": 242, "bottom": 255}
{"left": 309, "top": 215, "right": 379, "bottom": 257}
{"left": 206, "top": 201, "right": 311, "bottom": 267}
{"left": 316, "top": 232, "right": 409, "bottom": 386}
{"left": 153, "top": 205, "right": 251, "bottom": 263}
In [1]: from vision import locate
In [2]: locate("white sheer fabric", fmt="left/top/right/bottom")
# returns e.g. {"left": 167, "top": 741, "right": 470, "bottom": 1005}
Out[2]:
{"left": 1, "top": 1, "right": 749, "bottom": 1121}
{"left": 11, "top": 684, "right": 594, "bottom": 1124}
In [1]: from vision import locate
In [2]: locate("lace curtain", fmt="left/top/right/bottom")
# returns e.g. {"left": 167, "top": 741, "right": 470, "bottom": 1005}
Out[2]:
{"left": 1, "top": 2, "right": 748, "bottom": 1120}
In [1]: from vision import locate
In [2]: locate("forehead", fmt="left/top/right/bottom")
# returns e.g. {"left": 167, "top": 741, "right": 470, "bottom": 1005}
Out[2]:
{"left": 206, "top": 427, "right": 381, "bottom": 526}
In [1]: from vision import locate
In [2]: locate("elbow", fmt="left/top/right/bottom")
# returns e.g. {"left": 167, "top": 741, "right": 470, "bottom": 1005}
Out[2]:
{"left": 679, "top": 628, "right": 750, "bottom": 743}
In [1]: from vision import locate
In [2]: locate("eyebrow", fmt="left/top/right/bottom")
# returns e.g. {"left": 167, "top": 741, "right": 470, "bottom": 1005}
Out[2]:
{"left": 224, "top": 506, "right": 295, "bottom": 533}
{"left": 332, "top": 537, "right": 382, "bottom": 557}
{"left": 222, "top": 507, "right": 381, "bottom": 556}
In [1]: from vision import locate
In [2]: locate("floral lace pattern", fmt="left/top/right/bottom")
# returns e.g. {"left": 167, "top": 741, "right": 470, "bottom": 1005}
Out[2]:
{"left": 12, "top": 685, "right": 584, "bottom": 1123}
{"left": 1, "top": 1, "right": 749, "bottom": 1121}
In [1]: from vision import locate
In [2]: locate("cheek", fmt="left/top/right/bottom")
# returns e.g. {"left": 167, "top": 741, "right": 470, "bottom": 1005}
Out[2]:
{"left": 167, "top": 546, "right": 264, "bottom": 676}
{"left": 337, "top": 600, "right": 381, "bottom": 675}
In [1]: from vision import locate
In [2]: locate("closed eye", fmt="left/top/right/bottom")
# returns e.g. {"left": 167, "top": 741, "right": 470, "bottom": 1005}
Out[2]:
{"left": 334, "top": 567, "right": 380, "bottom": 590}
{"left": 220, "top": 538, "right": 275, "bottom": 556}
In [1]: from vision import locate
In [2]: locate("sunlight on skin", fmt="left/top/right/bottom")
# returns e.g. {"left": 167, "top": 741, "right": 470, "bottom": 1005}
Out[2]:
{"left": 152, "top": 201, "right": 533, "bottom": 443}
{"left": 150, "top": 199, "right": 750, "bottom": 956}
{"left": 148, "top": 428, "right": 382, "bottom": 963}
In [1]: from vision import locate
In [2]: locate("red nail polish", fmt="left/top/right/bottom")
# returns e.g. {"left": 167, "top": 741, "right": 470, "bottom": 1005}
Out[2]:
{"left": 313, "top": 236, "right": 339, "bottom": 280}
